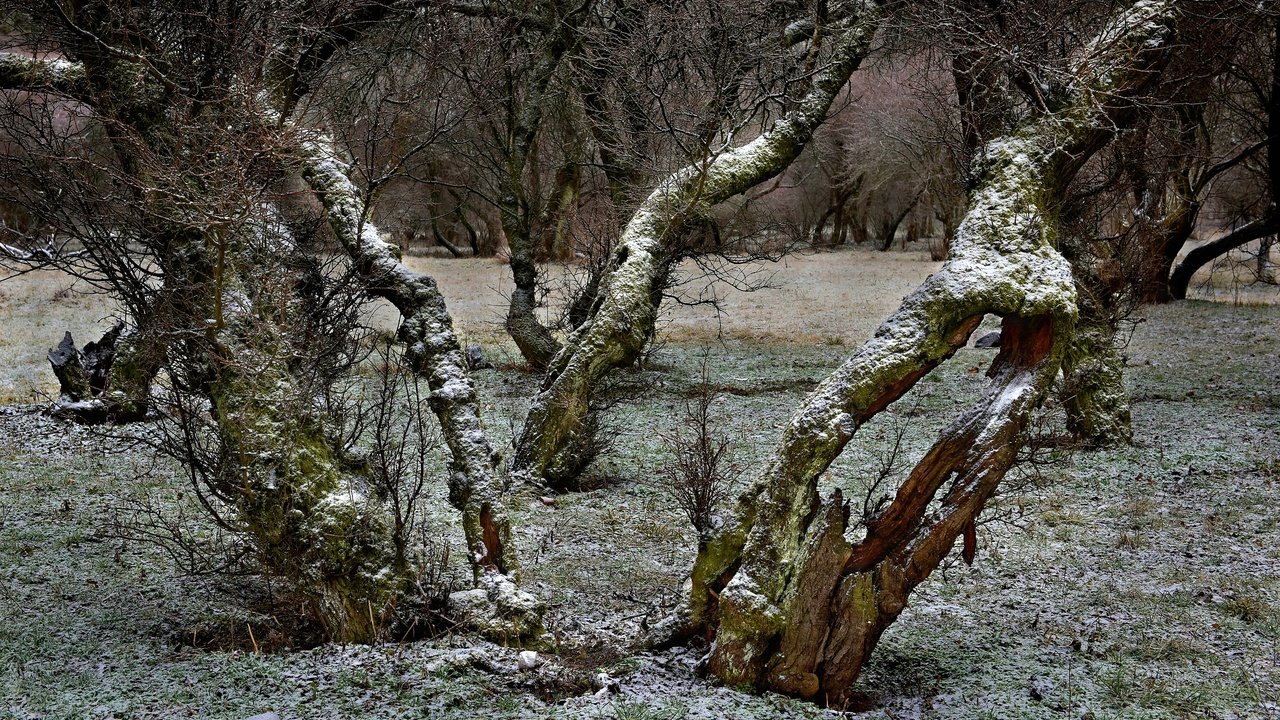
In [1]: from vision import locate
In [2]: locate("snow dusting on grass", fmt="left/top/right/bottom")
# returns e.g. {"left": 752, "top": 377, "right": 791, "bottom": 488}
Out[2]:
{"left": 2, "top": 252, "right": 1278, "bottom": 719}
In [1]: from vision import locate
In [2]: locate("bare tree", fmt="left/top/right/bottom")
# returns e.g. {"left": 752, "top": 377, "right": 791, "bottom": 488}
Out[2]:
{"left": 0, "top": 0, "right": 541, "bottom": 643}
{"left": 654, "top": 2, "right": 1178, "bottom": 705}
{"left": 512, "top": 0, "right": 887, "bottom": 488}
{"left": 1169, "top": 7, "right": 1280, "bottom": 298}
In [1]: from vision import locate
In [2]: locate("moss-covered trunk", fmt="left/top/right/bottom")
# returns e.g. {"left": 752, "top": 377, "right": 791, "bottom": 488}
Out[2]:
{"left": 667, "top": 1, "right": 1177, "bottom": 705}
{"left": 2, "top": 46, "right": 406, "bottom": 643}
{"left": 512, "top": 4, "right": 886, "bottom": 487}
{"left": 207, "top": 305, "right": 401, "bottom": 643}
{"left": 1060, "top": 262, "right": 1134, "bottom": 446}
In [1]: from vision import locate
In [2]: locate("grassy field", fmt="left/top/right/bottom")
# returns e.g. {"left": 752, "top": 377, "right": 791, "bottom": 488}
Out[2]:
{"left": 1, "top": 246, "right": 1278, "bottom": 719}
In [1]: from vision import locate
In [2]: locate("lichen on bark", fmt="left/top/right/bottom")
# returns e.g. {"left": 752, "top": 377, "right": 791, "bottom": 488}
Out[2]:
{"left": 199, "top": 226, "right": 404, "bottom": 644}
{"left": 299, "top": 135, "right": 544, "bottom": 641}
{"left": 669, "top": 1, "right": 1179, "bottom": 705}
{"left": 513, "top": 1, "right": 888, "bottom": 488}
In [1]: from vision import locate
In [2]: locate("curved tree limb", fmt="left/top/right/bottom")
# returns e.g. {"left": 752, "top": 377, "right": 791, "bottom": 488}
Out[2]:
{"left": 487, "top": 0, "right": 595, "bottom": 368}
{"left": 299, "top": 136, "right": 521, "bottom": 580}
{"left": 512, "top": 1, "right": 889, "bottom": 487}
{"left": 1169, "top": 214, "right": 1279, "bottom": 299}
{"left": 300, "top": 135, "right": 545, "bottom": 641}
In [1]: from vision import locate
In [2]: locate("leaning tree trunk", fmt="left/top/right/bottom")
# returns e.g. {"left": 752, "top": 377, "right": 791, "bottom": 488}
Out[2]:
{"left": 663, "top": 2, "right": 1176, "bottom": 706}
{"left": 2, "top": 49, "right": 409, "bottom": 644}
{"left": 300, "top": 137, "right": 544, "bottom": 642}
{"left": 513, "top": 4, "right": 886, "bottom": 488}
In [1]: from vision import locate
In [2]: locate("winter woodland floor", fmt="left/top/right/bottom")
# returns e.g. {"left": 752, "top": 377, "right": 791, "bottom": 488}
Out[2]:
{"left": 1, "top": 245, "right": 1278, "bottom": 719}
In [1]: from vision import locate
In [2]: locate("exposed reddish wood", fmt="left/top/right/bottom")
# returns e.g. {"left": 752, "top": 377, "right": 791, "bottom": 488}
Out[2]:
{"left": 817, "top": 568, "right": 892, "bottom": 708}
{"left": 991, "top": 314, "right": 1055, "bottom": 370}
{"left": 961, "top": 519, "right": 977, "bottom": 566}
{"left": 762, "top": 492, "right": 854, "bottom": 700}
{"left": 479, "top": 503, "right": 501, "bottom": 571}
{"left": 844, "top": 425, "right": 976, "bottom": 572}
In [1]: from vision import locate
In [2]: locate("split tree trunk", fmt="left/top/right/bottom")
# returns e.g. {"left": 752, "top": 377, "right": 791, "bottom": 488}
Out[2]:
{"left": 665, "top": 1, "right": 1176, "bottom": 706}
{"left": 513, "top": 4, "right": 887, "bottom": 488}
{"left": 47, "top": 322, "right": 157, "bottom": 423}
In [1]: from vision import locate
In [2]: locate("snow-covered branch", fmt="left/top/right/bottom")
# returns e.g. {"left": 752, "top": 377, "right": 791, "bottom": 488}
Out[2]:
{"left": 0, "top": 53, "right": 89, "bottom": 99}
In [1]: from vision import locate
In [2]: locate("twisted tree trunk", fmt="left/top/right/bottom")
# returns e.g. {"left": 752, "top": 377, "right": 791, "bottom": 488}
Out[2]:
{"left": 513, "top": 3, "right": 887, "bottom": 488}
{"left": 2, "top": 48, "right": 413, "bottom": 642}
{"left": 300, "top": 138, "right": 544, "bottom": 641}
{"left": 205, "top": 269, "right": 404, "bottom": 643}
{"left": 662, "top": 2, "right": 1177, "bottom": 706}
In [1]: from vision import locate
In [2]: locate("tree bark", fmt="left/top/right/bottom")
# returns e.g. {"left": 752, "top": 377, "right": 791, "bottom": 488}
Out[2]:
{"left": 497, "top": 1, "right": 591, "bottom": 369}
{"left": 1259, "top": 236, "right": 1276, "bottom": 283}
{"left": 205, "top": 278, "right": 403, "bottom": 644}
{"left": 300, "top": 137, "right": 544, "bottom": 641}
{"left": 665, "top": 2, "right": 1176, "bottom": 705}
{"left": 2, "top": 45, "right": 415, "bottom": 643}
{"left": 513, "top": 4, "right": 887, "bottom": 488}
{"left": 1059, "top": 263, "right": 1133, "bottom": 446}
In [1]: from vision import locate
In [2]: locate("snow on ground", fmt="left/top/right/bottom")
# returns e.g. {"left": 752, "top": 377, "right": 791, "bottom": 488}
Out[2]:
{"left": 1, "top": 246, "right": 1278, "bottom": 719}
